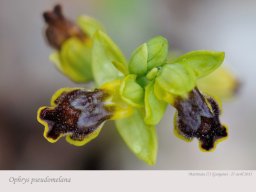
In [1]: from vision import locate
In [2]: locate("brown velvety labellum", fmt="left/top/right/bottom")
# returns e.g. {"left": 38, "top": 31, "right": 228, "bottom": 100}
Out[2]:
{"left": 174, "top": 88, "right": 227, "bottom": 151}
{"left": 40, "top": 89, "right": 113, "bottom": 141}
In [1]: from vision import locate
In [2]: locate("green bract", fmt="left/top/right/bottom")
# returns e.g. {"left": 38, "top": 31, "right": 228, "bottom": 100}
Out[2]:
{"left": 115, "top": 109, "right": 157, "bottom": 165}
{"left": 92, "top": 30, "right": 127, "bottom": 86}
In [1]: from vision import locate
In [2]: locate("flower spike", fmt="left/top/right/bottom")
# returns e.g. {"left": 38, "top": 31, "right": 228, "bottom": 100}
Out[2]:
{"left": 38, "top": 4, "right": 235, "bottom": 165}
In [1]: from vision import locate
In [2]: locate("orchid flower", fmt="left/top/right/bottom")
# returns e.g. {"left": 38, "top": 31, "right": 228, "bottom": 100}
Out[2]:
{"left": 38, "top": 5, "right": 229, "bottom": 165}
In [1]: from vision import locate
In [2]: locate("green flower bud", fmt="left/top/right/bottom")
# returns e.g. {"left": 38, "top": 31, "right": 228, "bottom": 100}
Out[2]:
{"left": 129, "top": 43, "right": 148, "bottom": 76}
{"left": 147, "top": 36, "right": 168, "bottom": 70}
{"left": 128, "top": 36, "right": 168, "bottom": 76}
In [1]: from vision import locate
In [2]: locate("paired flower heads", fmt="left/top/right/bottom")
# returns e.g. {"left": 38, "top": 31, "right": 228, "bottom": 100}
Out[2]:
{"left": 38, "top": 5, "right": 229, "bottom": 165}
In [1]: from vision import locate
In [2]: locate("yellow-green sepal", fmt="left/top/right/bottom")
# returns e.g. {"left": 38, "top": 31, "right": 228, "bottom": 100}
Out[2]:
{"left": 119, "top": 74, "right": 144, "bottom": 108}
{"left": 76, "top": 15, "right": 105, "bottom": 37}
{"left": 172, "top": 50, "right": 225, "bottom": 79}
{"left": 92, "top": 30, "right": 127, "bottom": 86}
{"left": 115, "top": 109, "right": 158, "bottom": 165}
{"left": 155, "top": 63, "right": 196, "bottom": 97}
{"left": 154, "top": 80, "right": 176, "bottom": 105}
{"left": 57, "top": 37, "right": 93, "bottom": 83}
{"left": 144, "top": 82, "right": 167, "bottom": 125}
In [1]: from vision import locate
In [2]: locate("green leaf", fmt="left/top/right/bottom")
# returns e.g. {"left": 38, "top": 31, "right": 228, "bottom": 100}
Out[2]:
{"left": 59, "top": 37, "right": 93, "bottom": 83}
{"left": 115, "top": 109, "right": 158, "bottom": 165}
{"left": 172, "top": 50, "right": 225, "bottom": 78}
{"left": 155, "top": 63, "right": 196, "bottom": 97}
{"left": 76, "top": 15, "right": 105, "bottom": 37}
{"left": 144, "top": 82, "right": 167, "bottom": 125}
{"left": 120, "top": 74, "right": 144, "bottom": 107}
{"left": 147, "top": 36, "right": 168, "bottom": 70}
{"left": 92, "top": 30, "right": 127, "bottom": 86}
{"left": 129, "top": 43, "right": 148, "bottom": 76}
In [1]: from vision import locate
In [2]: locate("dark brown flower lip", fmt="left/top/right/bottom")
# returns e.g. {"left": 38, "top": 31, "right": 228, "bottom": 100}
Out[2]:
{"left": 43, "top": 4, "right": 86, "bottom": 50}
{"left": 174, "top": 88, "right": 228, "bottom": 151}
{"left": 38, "top": 88, "right": 114, "bottom": 143}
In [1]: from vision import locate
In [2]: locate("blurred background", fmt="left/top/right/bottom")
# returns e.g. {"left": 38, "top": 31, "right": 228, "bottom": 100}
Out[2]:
{"left": 0, "top": 0, "right": 255, "bottom": 169}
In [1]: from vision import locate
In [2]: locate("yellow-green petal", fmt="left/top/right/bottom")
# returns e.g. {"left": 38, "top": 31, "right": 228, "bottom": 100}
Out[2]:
{"left": 119, "top": 74, "right": 144, "bottom": 107}
{"left": 155, "top": 63, "right": 196, "bottom": 97}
